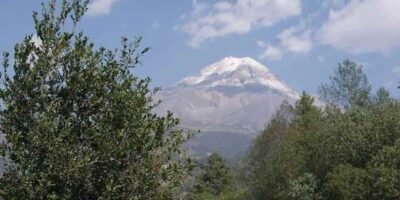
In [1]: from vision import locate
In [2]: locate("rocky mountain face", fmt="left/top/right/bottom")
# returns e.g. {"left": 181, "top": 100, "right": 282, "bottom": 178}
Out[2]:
{"left": 155, "top": 57, "right": 299, "bottom": 159}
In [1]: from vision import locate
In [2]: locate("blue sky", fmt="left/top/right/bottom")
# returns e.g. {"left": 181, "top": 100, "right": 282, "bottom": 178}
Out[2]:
{"left": 1, "top": 0, "right": 400, "bottom": 96}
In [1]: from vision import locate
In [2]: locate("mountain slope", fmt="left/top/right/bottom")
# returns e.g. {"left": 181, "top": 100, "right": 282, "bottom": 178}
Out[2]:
{"left": 157, "top": 57, "right": 299, "bottom": 135}
{"left": 155, "top": 57, "right": 299, "bottom": 159}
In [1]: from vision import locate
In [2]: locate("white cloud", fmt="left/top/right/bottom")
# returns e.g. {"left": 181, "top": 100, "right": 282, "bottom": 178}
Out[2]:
{"left": 181, "top": 0, "right": 302, "bottom": 47}
{"left": 87, "top": 0, "right": 119, "bottom": 17}
{"left": 256, "top": 22, "right": 312, "bottom": 60}
{"left": 278, "top": 26, "right": 312, "bottom": 53}
{"left": 318, "top": 0, "right": 400, "bottom": 53}
{"left": 257, "top": 41, "right": 282, "bottom": 60}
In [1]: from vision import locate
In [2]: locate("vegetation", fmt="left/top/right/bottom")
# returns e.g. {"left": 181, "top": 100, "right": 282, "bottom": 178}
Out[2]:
{"left": 318, "top": 60, "right": 371, "bottom": 109}
{"left": 188, "top": 153, "right": 244, "bottom": 200}
{"left": 0, "top": 0, "right": 191, "bottom": 199}
{"left": 1, "top": 1, "right": 399, "bottom": 200}
{"left": 243, "top": 59, "right": 400, "bottom": 199}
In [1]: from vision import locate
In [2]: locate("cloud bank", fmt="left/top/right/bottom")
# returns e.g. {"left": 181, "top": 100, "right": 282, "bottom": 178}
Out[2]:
{"left": 181, "top": 0, "right": 302, "bottom": 47}
{"left": 318, "top": 0, "right": 400, "bottom": 53}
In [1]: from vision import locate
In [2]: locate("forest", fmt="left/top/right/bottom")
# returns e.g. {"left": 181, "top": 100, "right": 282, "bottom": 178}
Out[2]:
{"left": 1, "top": 1, "right": 400, "bottom": 200}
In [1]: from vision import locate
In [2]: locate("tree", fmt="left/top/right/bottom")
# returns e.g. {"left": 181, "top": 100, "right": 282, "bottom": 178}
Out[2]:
{"left": 372, "top": 87, "right": 392, "bottom": 105}
{"left": 274, "top": 93, "right": 323, "bottom": 198}
{"left": 318, "top": 60, "right": 371, "bottom": 109}
{"left": 243, "top": 59, "right": 400, "bottom": 199}
{"left": 243, "top": 101, "right": 294, "bottom": 199}
{"left": 324, "top": 164, "right": 370, "bottom": 200}
{"left": 189, "top": 153, "right": 244, "bottom": 200}
{"left": 191, "top": 153, "right": 232, "bottom": 197}
{"left": 367, "top": 139, "right": 400, "bottom": 199}
{"left": 0, "top": 0, "right": 191, "bottom": 199}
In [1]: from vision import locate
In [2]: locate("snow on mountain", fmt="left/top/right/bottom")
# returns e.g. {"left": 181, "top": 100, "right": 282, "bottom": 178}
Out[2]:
{"left": 156, "top": 57, "right": 299, "bottom": 135}
{"left": 178, "top": 57, "right": 298, "bottom": 99}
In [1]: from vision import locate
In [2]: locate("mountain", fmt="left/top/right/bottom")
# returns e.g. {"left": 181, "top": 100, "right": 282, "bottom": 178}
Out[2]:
{"left": 155, "top": 57, "right": 299, "bottom": 159}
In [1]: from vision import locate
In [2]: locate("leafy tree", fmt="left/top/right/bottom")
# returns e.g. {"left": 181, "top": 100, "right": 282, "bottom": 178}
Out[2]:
{"left": 243, "top": 93, "right": 324, "bottom": 200}
{"left": 318, "top": 60, "right": 371, "bottom": 109}
{"left": 367, "top": 139, "right": 400, "bottom": 199}
{"left": 276, "top": 93, "right": 323, "bottom": 197}
{"left": 324, "top": 137, "right": 400, "bottom": 199}
{"left": 0, "top": 0, "right": 191, "bottom": 199}
{"left": 243, "top": 101, "right": 294, "bottom": 199}
{"left": 324, "top": 164, "right": 370, "bottom": 200}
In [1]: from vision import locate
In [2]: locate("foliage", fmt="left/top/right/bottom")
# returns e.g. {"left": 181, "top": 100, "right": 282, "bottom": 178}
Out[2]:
{"left": 288, "top": 173, "right": 321, "bottom": 200}
{"left": 243, "top": 60, "right": 400, "bottom": 199}
{"left": 372, "top": 87, "right": 392, "bottom": 105}
{"left": 0, "top": 0, "right": 191, "bottom": 199}
{"left": 318, "top": 59, "right": 371, "bottom": 109}
{"left": 243, "top": 101, "right": 293, "bottom": 199}
{"left": 189, "top": 153, "right": 244, "bottom": 200}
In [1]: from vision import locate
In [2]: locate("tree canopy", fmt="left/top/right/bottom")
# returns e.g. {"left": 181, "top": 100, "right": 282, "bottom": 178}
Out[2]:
{"left": 0, "top": 0, "right": 191, "bottom": 199}
{"left": 243, "top": 60, "right": 400, "bottom": 199}
{"left": 318, "top": 60, "right": 371, "bottom": 109}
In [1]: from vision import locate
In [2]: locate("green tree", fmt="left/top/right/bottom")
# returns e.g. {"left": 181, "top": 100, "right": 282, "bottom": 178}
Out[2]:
{"left": 318, "top": 60, "right": 371, "bottom": 109}
{"left": 276, "top": 93, "right": 323, "bottom": 198}
{"left": 324, "top": 164, "right": 370, "bottom": 200}
{"left": 244, "top": 101, "right": 294, "bottom": 199}
{"left": 191, "top": 153, "right": 232, "bottom": 196}
{"left": 0, "top": 0, "right": 191, "bottom": 199}
{"left": 189, "top": 153, "right": 243, "bottom": 200}
{"left": 372, "top": 87, "right": 392, "bottom": 105}
{"left": 243, "top": 60, "right": 400, "bottom": 199}
{"left": 367, "top": 139, "right": 400, "bottom": 199}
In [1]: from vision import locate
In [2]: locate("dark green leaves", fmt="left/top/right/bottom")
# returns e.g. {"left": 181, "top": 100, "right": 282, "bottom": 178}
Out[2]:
{"left": 0, "top": 0, "right": 191, "bottom": 199}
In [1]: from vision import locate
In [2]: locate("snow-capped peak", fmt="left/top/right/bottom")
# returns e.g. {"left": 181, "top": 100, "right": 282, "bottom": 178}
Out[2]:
{"left": 200, "top": 56, "right": 269, "bottom": 76}
{"left": 178, "top": 57, "right": 298, "bottom": 98}
{"left": 181, "top": 57, "right": 268, "bottom": 84}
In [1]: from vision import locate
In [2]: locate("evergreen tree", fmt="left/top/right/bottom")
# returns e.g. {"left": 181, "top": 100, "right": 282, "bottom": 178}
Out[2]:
{"left": 0, "top": 0, "right": 191, "bottom": 199}
{"left": 192, "top": 153, "right": 231, "bottom": 196}
{"left": 189, "top": 153, "right": 243, "bottom": 200}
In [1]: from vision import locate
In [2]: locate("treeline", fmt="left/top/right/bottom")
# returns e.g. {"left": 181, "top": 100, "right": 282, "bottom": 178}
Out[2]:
{"left": 242, "top": 60, "right": 400, "bottom": 199}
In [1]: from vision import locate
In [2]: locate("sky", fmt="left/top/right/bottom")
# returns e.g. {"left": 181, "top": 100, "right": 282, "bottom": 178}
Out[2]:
{"left": 1, "top": 0, "right": 400, "bottom": 96}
